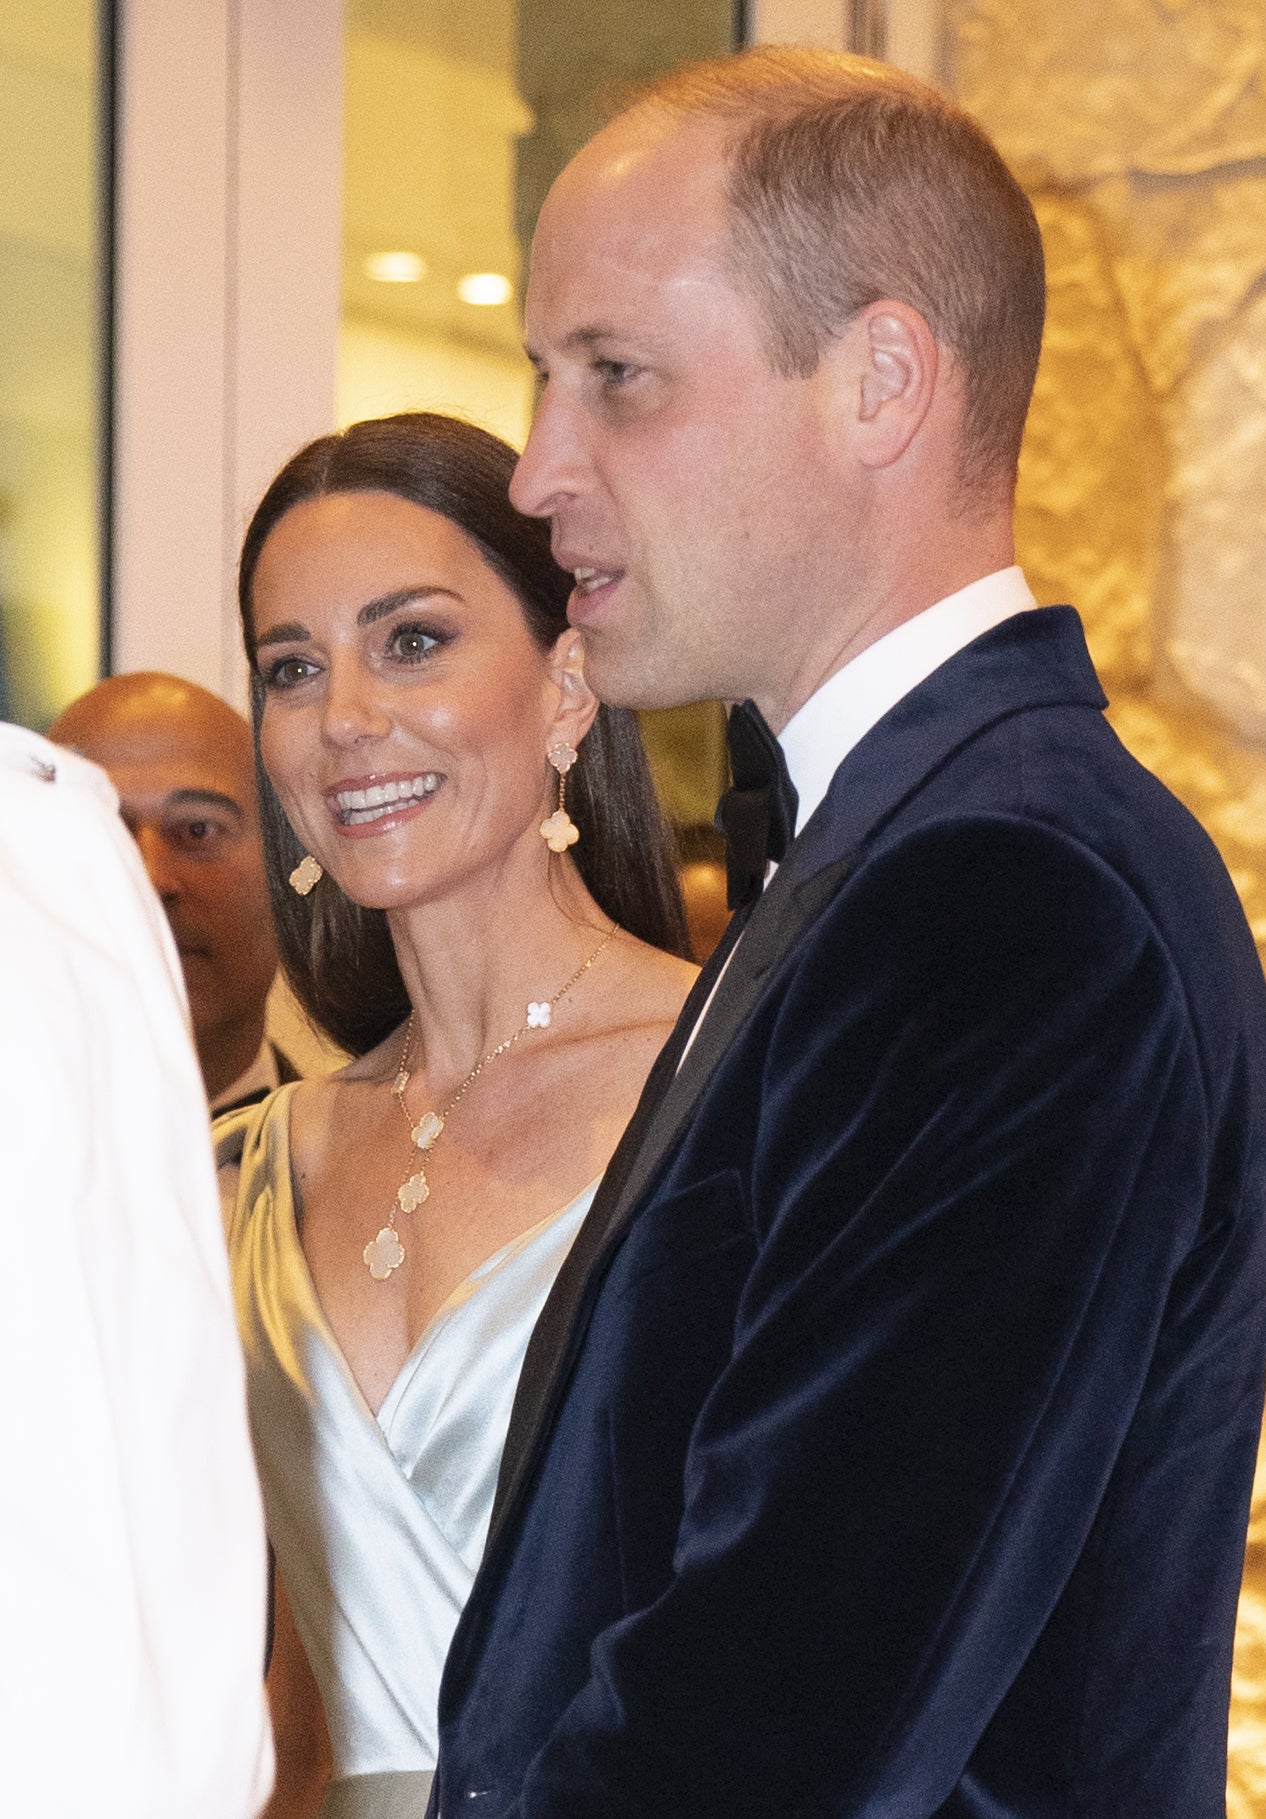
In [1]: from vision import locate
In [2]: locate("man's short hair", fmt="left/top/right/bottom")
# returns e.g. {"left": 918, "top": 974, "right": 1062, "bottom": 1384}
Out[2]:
{"left": 636, "top": 47, "right": 1046, "bottom": 495}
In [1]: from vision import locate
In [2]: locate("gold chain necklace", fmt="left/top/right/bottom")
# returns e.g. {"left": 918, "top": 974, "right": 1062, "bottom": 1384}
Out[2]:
{"left": 362, "top": 923, "right": 618, "bottom": 1280}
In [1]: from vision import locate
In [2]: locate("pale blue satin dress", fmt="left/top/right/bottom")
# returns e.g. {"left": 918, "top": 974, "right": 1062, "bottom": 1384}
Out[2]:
{"left": 217, "top": 1084, "right": 595, "bottom": 1819}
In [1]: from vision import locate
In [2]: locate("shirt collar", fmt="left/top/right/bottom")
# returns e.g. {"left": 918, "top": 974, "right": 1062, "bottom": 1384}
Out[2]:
{"left": 779, "top": 566, "right": 1039, "bottom": 835}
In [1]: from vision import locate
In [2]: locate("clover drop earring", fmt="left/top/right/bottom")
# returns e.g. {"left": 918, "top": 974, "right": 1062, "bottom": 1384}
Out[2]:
{"left": 289, "top": 853, "right": 323, "bottom": 895}
{"left": 539, "top": 742, "right": 580, "bottom": 854}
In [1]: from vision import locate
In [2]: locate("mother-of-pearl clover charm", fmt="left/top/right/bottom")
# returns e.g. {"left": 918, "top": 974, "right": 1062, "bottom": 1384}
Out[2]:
{"left": 540, "top": 808, "right": 580, "bottom": 853}
{"left": 364, "top": 1225, "right": 405, "bottom": 1280}
{"left": 398, "top": 1170, "right": 430, "bottom": 1213}
{"left": 288, "top": 853, "right": 323, "bottom": 896}
{"left": 411, "top": 1110, "right": 444, "bottom": 1150}
{"left": 527, "top": 1001, "right": 551, "bottom": 1028}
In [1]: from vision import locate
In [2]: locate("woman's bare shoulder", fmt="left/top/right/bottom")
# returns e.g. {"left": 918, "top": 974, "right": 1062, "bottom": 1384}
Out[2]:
{"left": 601, "top": 932, "right": 698, "bottom": 1036}
{"left": 285, "top": 1028, "right": 400, "bottom": 1176}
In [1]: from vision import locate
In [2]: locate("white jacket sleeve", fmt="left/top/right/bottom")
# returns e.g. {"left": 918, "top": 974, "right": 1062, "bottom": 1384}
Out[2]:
{"left": 0, "top": 725, "right": 273, "bottom": 1819}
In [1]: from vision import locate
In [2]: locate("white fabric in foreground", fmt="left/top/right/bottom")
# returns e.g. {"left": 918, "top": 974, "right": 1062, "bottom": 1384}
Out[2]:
{"left": 0, "top": 724, "right": 273, "bottom": 1819}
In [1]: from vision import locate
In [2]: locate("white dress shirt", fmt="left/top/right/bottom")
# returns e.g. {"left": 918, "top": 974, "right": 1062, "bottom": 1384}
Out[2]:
{"left": 679, "top": 569, "right": 1038, "bottom": 1069}
{"left": 779, "top": 566, "right": 1039, "bottom": 833}
{"left": 0, "top": 725, "right": 273, "bottom": 1819}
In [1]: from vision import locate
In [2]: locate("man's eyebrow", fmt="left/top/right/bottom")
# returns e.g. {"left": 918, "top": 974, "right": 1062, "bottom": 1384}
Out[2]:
{"left": 254, "top": 586, "right": 461, "bottom": 650}
{"left": 163, "top": 789, "right": 245, "bottom": 821}
{"left": 564, "top": 327, "right": 620, "bottom": 351}
{"left": 525, "top": 326, "right": 640, "bottom": 364}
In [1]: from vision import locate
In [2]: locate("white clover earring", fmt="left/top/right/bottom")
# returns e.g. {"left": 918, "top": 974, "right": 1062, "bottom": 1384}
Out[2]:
{"left": 288, "top": 853, "right": 323, "bottom": 895}
{"left": 539, "top": 742, "right": 580, "bottom": 854}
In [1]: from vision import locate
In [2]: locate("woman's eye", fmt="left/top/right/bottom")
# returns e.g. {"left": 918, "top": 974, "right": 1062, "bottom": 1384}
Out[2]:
{"left": 388, "top": 623, "right": 440, "bottom": 662}
{"left": 261, "top": 654, "right": 318, "bottom": 690}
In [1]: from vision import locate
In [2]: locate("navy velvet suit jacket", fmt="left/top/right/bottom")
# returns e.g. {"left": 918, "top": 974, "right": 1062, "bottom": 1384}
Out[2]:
{"left": 432, "top": 608, "right": 1266, "bottom": 1817}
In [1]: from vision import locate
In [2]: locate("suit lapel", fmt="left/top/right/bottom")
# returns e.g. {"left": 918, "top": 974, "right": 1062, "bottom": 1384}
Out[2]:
{"left": 612, "top": 850, "right": 853, "bottom": 1224}
{"left": 484, "top": 605, "right": 1105, "bottom": 1553}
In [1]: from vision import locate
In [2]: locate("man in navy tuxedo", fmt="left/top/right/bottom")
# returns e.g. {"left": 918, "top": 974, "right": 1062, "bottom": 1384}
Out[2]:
{"left": 431, "top": 47, "right": 1266, "bottom": 1817}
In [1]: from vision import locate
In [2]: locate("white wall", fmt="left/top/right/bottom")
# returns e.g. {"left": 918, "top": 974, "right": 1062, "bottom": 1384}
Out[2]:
{"left": 338, "top": 317, "right": 534, "bottom": 451}
{"left": 112, "top": 0, "right": 343, "bottom": 706}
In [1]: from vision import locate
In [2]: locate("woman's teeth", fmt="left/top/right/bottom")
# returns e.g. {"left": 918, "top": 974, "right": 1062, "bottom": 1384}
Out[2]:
{"left": 335, "top": 774, "right": 440, "bottom": 824}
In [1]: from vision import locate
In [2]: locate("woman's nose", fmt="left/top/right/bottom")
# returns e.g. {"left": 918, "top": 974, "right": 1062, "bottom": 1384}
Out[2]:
{"left": 321, "top": 662, "right": 391, "bottom": 747}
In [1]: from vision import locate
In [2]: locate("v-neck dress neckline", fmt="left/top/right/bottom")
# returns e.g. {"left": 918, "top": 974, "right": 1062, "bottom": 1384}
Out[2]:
{"left": 218, "top": 1084, "right": 597, "bottom": 1795}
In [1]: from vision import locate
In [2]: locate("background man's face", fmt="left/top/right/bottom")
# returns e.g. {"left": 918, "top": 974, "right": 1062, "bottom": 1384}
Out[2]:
{"left": 511, "top": 115, "right": 856, "bottom": 721}
{"left": 50, "top": 680, "right": 278, "bottom": 1074}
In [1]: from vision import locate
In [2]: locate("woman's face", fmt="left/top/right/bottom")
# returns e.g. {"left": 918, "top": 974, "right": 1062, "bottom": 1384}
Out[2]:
{"left": 249, "top": 488, "right": 590, "bottom": 912}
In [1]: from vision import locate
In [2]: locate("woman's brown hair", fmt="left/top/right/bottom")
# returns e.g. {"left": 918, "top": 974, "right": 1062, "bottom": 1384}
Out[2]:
{"left": 239, "top": 411, "right": 690, "bottom": 1056}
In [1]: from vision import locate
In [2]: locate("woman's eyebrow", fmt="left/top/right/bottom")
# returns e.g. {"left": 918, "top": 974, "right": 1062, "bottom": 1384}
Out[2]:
{"left": 357, "top": 585, "right": 461, "bottom": 627}
{"left": 255, "top": 586, "right": 462, "bottom": 650}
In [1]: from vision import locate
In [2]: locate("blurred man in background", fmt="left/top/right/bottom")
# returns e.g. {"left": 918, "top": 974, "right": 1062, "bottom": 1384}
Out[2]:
{"left": 51, "top": 671, "right": 296, "bottom": 1111}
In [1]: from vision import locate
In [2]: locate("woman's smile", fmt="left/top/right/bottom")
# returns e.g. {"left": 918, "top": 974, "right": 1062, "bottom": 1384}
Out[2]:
{"left": 327, "top": 770, "right": 444, "bottom": 833}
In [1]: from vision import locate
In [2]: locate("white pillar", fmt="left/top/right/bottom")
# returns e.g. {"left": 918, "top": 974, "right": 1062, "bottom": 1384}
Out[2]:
{"left": 885, "top": 0, "right": 944, "bottom": 81}
{"left": 747, "top": 0, "right": 847, "bottom": 49}
{"left": 111, "top": 0, "right": 343, "bottom": 704}
{"left": 747, "top": 0, "right": 944, "bottom": 81}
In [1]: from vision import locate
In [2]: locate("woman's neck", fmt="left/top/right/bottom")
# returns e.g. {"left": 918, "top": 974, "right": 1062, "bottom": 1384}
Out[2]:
{"left": 384, "top": 854, "right": 611, "bottom": 1096}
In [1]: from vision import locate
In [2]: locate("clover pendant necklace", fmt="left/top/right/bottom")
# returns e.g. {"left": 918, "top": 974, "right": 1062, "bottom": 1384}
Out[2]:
{"left": 363, "top": 923, "right": 617, "bottom": 1281}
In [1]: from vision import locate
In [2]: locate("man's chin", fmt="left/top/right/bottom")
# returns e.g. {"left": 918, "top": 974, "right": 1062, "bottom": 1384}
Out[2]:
{"left": 177, "top": 955, "right": 220, "bottom": 1021}
{"left": 581, "top": 641, "right": 711, "bottom": 714}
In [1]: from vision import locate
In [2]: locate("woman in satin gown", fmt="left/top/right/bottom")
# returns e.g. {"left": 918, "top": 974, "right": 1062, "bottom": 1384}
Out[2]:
{"left": 217, "top": 413, "right": 696, "bottom": 1819}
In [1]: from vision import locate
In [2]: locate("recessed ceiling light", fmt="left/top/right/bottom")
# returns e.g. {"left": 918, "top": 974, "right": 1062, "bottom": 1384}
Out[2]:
{"left": 457, "top": 271, "right": 513, "bottom": 307}
{"left": 365, "top": 251, "right": 427, "bottom": 284}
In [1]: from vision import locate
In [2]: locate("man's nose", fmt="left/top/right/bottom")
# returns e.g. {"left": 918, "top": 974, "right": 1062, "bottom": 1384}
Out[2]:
{"left": 132, "top": 825, "right": 180, "bottom": 902}
{"left": 510, "top": 388, "right": 584, "bottom": 521}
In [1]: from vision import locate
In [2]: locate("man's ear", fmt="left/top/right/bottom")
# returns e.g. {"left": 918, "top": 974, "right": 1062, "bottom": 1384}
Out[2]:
{"left": 545, "top": 631, "right": 600, "bottom": 750}
{"left": 837, "top": 301, "right": 939, "bottom": 470}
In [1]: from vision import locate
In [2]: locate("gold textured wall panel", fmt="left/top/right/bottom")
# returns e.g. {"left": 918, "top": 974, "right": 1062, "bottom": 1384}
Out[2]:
{"left": 952, "top": 0, "right": 1266, "bottom": 963}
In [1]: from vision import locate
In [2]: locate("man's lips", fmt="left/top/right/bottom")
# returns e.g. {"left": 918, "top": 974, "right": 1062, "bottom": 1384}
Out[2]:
{"left": 566, "top": 565, "right": 624, "bottom": 622}
{"left": 570, "top": 565, "right": 622, "bottom": 595}
{"left": 323, "top": 771, "right": 443, "bottom": 830}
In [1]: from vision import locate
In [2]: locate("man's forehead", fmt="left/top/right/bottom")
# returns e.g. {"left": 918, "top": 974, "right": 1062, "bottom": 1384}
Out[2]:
{"left": 67, "top": 713, "right": 252, "bottom": 813}
{"left": 107, "top": 756, "right": 250, "bottom": 821}
{"left": 528, "top": 113, "right": 733, "bottom": 309}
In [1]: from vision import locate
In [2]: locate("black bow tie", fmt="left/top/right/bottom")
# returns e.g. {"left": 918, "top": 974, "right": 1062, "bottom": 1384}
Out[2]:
{"left": 716, "top": 699, "right": 799, "bottom": 909}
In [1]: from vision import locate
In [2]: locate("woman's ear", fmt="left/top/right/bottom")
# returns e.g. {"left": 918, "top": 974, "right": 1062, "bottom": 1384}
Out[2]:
{"left": 545, "top": 631, "right": 600, "bottom": 749}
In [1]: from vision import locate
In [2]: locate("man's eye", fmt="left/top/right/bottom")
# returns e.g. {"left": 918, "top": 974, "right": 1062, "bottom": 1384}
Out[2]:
{"left": 595, "top": 359, "right": 639, "bottom": 387}
{"left": 171, "top": 818, "right": 231, "bottom": 854}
